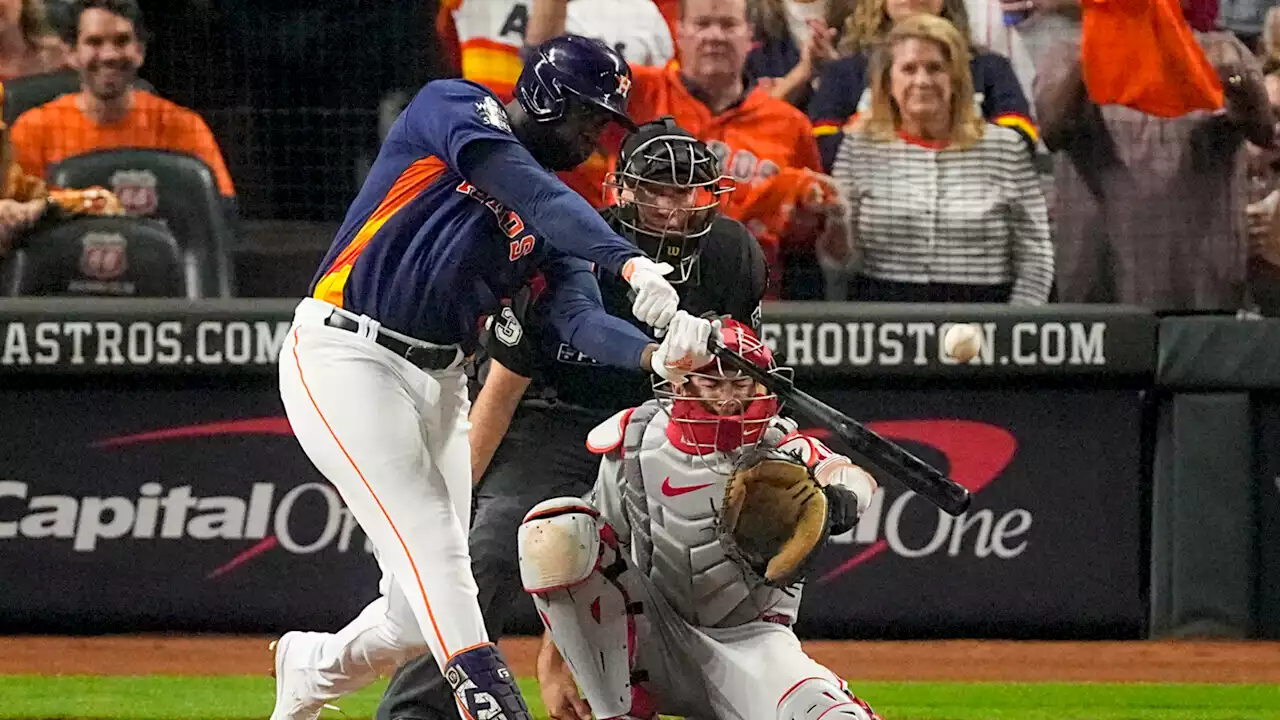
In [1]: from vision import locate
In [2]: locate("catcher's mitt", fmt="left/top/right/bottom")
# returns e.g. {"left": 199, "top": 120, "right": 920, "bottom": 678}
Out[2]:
{"left": 718, "top": 448, "right": 830, "bottom": 588}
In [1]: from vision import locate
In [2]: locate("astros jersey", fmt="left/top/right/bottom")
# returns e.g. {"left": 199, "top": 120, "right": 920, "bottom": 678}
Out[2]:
{"left": 310, "top": 80, "right": 547, "bottom": 350}
{"left": 482, "top": 212, "right": 767, "bottom": 421}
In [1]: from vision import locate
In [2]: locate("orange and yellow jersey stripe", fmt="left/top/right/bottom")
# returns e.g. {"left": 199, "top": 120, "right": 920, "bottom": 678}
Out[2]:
{"left": 312, "top": 156, "right": 448, "bottom": 307}
{"left": 307, "top": 79, "right": 550, "bottom": 349}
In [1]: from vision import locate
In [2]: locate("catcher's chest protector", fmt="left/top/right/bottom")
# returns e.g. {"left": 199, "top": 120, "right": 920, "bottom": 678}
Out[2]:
{"left": 619, "top": 403, "right": 802, "bottom": 628}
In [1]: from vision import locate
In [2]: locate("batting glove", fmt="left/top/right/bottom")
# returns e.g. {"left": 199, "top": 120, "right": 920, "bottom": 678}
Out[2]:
{"left": 650, "top": 311, "right": 717, "bottom": 384}
{"left": 623, "top": 256, "right": 679, "bottom": 330}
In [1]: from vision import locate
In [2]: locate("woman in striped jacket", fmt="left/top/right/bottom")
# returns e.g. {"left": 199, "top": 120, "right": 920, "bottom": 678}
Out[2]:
{"left": 823, "top": 14, "right": 1052, "bottom": 304}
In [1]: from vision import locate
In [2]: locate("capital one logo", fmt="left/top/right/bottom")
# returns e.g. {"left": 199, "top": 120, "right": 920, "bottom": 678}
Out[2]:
{"left": 0, "top": 418, "right": 368, "bottom": 580}
{"left": 5, "top": 416, "right": 1023, "bottom": 583}
{"left": 804, "top": 419, "right": 1023, "bottom": 583}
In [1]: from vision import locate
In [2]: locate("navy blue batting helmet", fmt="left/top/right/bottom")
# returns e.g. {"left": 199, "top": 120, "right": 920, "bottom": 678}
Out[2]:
{"left": 515, "top": 35, "right": 638, "bottom": 131}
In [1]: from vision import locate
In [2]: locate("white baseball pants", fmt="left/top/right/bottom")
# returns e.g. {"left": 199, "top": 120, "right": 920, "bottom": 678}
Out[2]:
{"left": 277, "top": 298, "right": 485, "bottom": 702}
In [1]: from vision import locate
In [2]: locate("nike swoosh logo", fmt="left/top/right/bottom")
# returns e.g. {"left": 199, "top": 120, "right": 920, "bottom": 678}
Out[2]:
{"left": 661, "top": 477, "right": 714, "bottom": 497}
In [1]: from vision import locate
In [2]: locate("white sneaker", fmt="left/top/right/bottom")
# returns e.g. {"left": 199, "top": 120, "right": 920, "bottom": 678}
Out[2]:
{"left": 269, "top": 632, "right": 334, "bottom": 720}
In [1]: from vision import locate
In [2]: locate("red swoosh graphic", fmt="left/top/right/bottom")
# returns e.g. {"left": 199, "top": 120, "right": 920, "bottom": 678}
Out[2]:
{"left": 811, "top": 420, "right": 1017, "bottom": 583}
{"left": 207, "top": 536, "right": 278, "bottom": 579}
{"left": 91, "top": 417, "right": 298, "bottom": 580}
{"left": 661, "top": 477, "right": 714, "bottom": 497}
{"left": 92, "top": 417, "right": 295, "bottom": 448}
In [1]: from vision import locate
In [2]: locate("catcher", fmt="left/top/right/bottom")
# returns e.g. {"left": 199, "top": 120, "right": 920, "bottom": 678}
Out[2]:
{"left": 518, "top": 319, "right": 882, "bottom": 720}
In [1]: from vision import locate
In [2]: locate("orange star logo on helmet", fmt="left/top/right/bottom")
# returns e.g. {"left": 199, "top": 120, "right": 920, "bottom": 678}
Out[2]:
{"left": 617, "top": 74, "right": 632, "bottom": 98}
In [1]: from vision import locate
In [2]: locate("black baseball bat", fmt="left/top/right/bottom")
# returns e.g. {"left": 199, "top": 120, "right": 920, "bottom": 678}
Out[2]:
{"left": 711, "top": 343, "right": 971, "bottom": 516}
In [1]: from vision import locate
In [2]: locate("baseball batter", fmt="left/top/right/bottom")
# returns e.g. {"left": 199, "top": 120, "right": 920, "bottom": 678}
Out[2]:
{"left": 272, "top": 35, "right": 716, "bottom": 720}
{"left": 518, "top": 321, "right": 884, "bottom": 720}
{"left": 374, "top": 118, "right": 768, "bottom": 720}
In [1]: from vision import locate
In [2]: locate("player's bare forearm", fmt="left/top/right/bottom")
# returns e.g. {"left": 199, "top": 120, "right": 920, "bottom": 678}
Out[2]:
{"left": 468, "top": 359, "right": 532, "bottom": 484}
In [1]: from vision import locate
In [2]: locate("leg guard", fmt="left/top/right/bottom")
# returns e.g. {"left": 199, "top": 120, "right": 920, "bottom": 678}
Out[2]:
{"left": 777, "top": 678, "right": 882, "bottom": 720}
{"left": 442, "top": 643, "right": 533, "bottom": 720}
{"left": 518, "top": 497, "right": 644, "bottom": 720}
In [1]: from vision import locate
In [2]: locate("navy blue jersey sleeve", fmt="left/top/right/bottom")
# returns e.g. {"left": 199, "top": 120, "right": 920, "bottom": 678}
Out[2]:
{"left": 401, "top": 80, "right": 523, "bottom": 169}
{"left": 809, "top": 54, "right": 869, "bottom": 173}
{"left": 541, "top": 253, "right": 652, "bottom": 370}
{"left": 458, "top": 139, "right": 645, "bottom": 276}
{"left": 402, "top": 79, "right": 643, "bottom": 275}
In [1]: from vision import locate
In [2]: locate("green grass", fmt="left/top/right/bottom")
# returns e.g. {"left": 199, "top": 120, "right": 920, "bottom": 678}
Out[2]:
{"left": 0, "top": 676, "right": 1278, "bottom": 720}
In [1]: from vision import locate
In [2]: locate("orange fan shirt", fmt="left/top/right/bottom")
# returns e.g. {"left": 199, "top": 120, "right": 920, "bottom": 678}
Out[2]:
{"left": 1080, "top": 0, "right": 1224, "bottom": 118}
{"left": 10, "top": 90, "right": 235, "bottom": 196}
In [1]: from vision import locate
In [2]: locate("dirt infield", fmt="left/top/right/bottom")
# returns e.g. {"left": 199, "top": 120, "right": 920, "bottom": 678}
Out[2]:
{"left": 3, "top": 636, "right": 1280, "bottom": 684}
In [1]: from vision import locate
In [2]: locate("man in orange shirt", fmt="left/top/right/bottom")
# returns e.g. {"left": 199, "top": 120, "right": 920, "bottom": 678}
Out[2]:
{"left": 542, "top": 0, "right": 845, "bottom": 298}
{"left": 9, "top": 0, "right": 235, "bottom": 199}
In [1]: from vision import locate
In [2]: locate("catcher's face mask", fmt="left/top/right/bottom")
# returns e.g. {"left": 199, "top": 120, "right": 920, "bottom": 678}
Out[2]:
{"left": 606, "top": 118, "right": 734, "bottom": 284}
{"left": 684, "top": 372, "right": 759, "bottom": 417}
{"left": 655, "top": 319, "right": 789, "bottom": 456}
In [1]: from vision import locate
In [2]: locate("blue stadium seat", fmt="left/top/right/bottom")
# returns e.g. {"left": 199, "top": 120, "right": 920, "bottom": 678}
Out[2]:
{"left": 0, "top": 215, "right": 189, "bottom": 298}
{"left": 48, "top": 148, "right": 237, "bottom": 297}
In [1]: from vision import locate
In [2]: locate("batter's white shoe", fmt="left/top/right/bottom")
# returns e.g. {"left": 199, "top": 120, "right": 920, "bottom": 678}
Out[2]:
{"left": 269, "top": 632, "right": 338, "bottom": 720}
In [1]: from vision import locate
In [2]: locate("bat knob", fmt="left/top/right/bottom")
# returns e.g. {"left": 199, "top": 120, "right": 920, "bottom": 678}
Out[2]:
{"left": 943, "top": 486, "right": 972, "bottom": 516}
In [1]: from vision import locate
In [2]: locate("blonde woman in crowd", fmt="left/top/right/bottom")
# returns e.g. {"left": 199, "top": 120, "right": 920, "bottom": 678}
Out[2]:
{"left": 806, "top": 0, "right": 1036, "bottom": 171}
{"left": 0, "top": 0, "right": 66, "bottom": 82}
{"left": 827, "top": 14, "right": 1053, "bottom": 304}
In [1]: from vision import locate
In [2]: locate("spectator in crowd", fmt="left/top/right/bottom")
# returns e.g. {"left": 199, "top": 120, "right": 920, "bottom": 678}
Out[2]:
{"left": 0, "top": 82, "right": 121, "bottom": 259}
{"left": 996, "top": 0, "right": 1080, "bottom": 67}
{"left": 962, "top": 0, "right": 1038, "bottom": 101}
{"left": 528, "top": 0, "right": 675, "bottom": 65}
{"left": 0, "top": 0, "right": 68, "bottom": 82}
{"left": 533, "top": 0, "right": 847, "bottom": 300}
{"left": 1246, "top": 61, "right": 1280, "bottom": 313}
{"left": 828, "top": 14, "right": 1054, "bottom": 304}
{"left": 808, "top": 0, "right": 1037, "bottom": 172}
{"left": 744, "top": 0, "right": 858, "bottom": 111}
{"left": 8, "top": 0, "right": 234, "bottom": 198}
{"left": 440, "top": 0, "right": 674, "bottom": 104}
{"left": 1035, "top": 0, "right": 1273, "bottom": 310}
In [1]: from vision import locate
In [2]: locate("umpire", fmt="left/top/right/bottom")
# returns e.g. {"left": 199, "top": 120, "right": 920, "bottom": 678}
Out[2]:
{"left": 374, "top": 116, "right": 769, "bottom": 720}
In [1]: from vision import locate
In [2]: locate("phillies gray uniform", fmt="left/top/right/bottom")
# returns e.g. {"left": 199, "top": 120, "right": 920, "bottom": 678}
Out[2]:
{"left": 518, "top": 402, "right": 880, "bottom": 720}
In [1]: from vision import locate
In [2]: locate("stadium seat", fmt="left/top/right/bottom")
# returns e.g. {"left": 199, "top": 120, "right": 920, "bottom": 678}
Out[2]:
{"left": 0, "top": 215, "right": 189, "bottom": 298}
{"left": 48, "top": 148, "right": 237, "bottom": 298}
{"left": 2, "top": 71, "right": 157, "bottom": 126}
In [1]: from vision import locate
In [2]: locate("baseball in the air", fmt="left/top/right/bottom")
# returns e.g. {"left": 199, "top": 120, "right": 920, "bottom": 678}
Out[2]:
{"left": 942, "top": 323, "right": 983, "bottom": 363}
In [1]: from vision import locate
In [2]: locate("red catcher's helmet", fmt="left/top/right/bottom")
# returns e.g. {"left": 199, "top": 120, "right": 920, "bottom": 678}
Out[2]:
{"left": 656, "top": 319, "right": 789, "bottom": 455}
